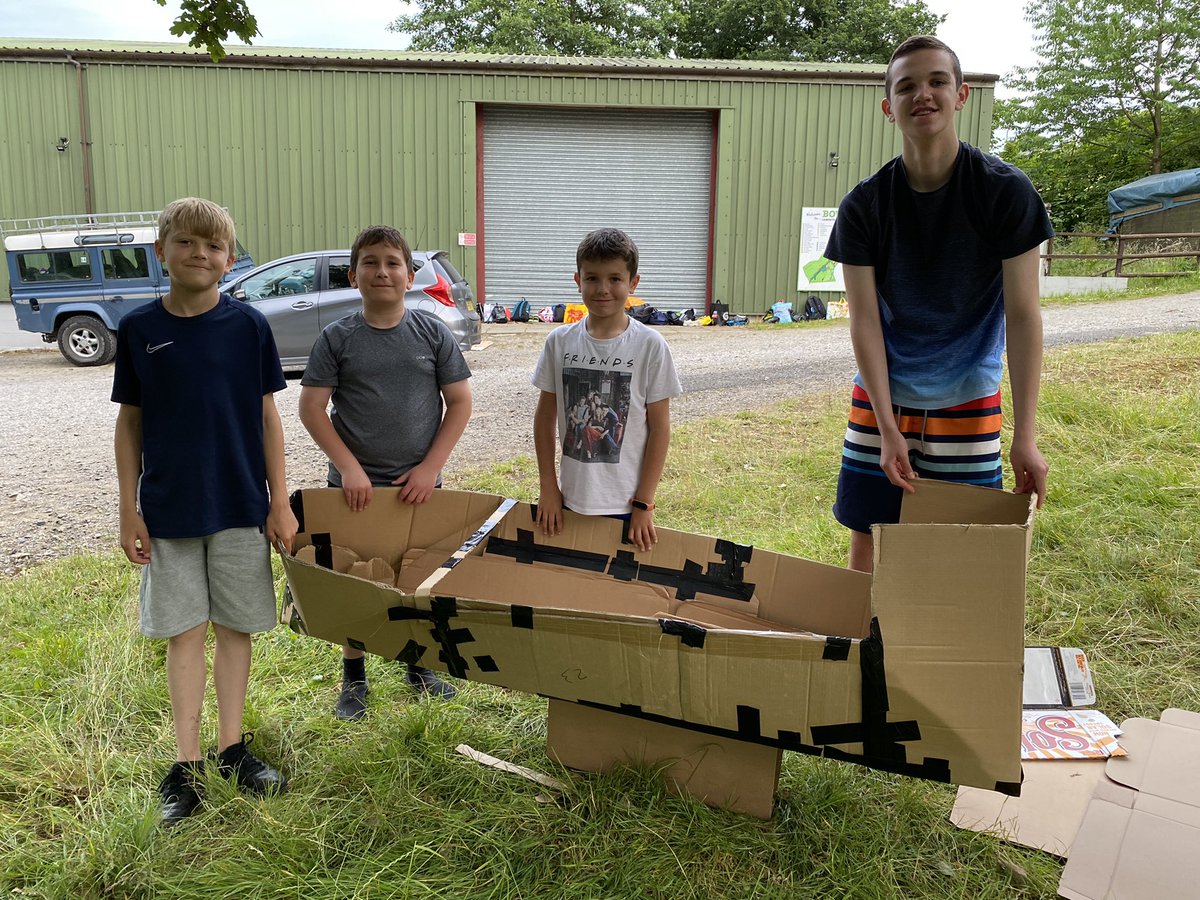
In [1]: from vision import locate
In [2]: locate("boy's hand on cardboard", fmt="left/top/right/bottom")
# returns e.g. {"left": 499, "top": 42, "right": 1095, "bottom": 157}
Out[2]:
{"left": 340, "top": 465, "right": 373, "bottom": 511}
{"left": 393, "top": 462, "right": 437, "bottom": 504}
{"left": 629, "top": 508, "right": 657, "bottom": 552}
{"left": 1009, "top": 438, "right": 1048, "bottom": 509}
{"left": 879, "top": 427, "right": 917, "bottom": 493}
{"left": 119, "top": 509, "right": 151, "bottom": 565}
{"left": 536, "top": 485, "right": 564, "bottom": 536}
{"left": 266, "top": 502, "right": 299, "bottom": 553}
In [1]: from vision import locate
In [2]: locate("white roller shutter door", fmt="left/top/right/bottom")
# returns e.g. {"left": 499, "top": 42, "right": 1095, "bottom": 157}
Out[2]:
{"left": 482, "top": 106, "right": 712, "bottom": 313}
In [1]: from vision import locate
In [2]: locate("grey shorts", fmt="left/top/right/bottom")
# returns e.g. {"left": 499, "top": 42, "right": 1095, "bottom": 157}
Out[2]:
{"left": 139, "top": 526, "right": 278, "bottom": 638}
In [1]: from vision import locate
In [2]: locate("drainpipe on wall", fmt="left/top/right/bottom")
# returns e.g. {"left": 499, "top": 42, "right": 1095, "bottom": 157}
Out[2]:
{"left": 66, "top": 55, "right": 94, "bottom": 215}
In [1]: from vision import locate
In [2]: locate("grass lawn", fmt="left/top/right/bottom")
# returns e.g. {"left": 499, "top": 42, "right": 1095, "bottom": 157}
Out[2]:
{"left": 1, "top": 332, "right": 1197, "bottom": 899}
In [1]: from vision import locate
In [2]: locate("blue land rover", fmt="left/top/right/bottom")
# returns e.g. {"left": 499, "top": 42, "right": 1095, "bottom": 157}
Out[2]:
{"left": 3, "top": 211, "right": 254, "bottom": 366}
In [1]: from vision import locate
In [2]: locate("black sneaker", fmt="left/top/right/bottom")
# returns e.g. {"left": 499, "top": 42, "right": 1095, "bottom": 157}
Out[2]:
{"left": 405, "top": 664, "right": 457, "bottom": 701}
{"left": 158, "top": 760, "right": 203, "bottom": 825}
{"left": 334, "top": 680, "right": 369, "bottom": 720}
{"left": 215, "top": 732, "right": 287, "bottom": 795}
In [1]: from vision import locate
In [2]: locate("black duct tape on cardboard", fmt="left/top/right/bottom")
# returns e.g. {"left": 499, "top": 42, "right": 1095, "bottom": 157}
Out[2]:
{"left": 394, "top": 639, "right": 427, "bottom": 665}
{"left": 487, "top": 533, "right": 611, "bottom": 572}
{"left": 573, "top": 699, "right": 952, "bottom": 784}
{"left": 810, "top": 719, "right": 920, "bottom": 746}
{"left": 823, "top": 637, "right": 852, "bottom": 661}
{"left": 609, "top": 550, "right": 639, "bottom": 582}
{"left": 312, "top": 533, "right": 333, "bottom": 570}
{"left": 346, "top": 638, "right": 366, "bottom": 652}
{"left": 659, "top": 619, "right": 706, "bottom": 648}
{"left": 474, "top": 655, "right": 499, "bottom": 673}
{"left": 511, "top": 606, "right": 534, "bottom": 629}
{"left": 290, "top": 489, "right": 305, "bottom": 534}
{"left": 860, "top": 617, "right": 905, "bottom": 763}
{"left": 430, "top": 595, "right": 471, "bottom": 678}
{"left": 388, "top": 606, "right": 427, "bottom": 622}
{"left": 635, "top": 558, "right": 756, "bottom": 602}
{"left": 737, "top": 705, "right": 761, "bottom": 739}
{"left": 994, "top": 779, "right": 1022, "bottom": 797}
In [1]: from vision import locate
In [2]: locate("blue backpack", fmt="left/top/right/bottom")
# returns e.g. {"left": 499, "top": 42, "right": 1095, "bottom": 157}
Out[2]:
{"left": 511, "top": 298, "right": 531, "bottom": 323}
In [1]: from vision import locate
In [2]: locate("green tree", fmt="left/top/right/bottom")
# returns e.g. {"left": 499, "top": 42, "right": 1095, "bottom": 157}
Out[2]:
{"left": 389, "top": 0, "right": 943, "bottom": 62}
{"left": 1002, "top": 0, "right": 1200, "bottom": 180}
{"left": 153, "top": 0, "right": 259, "bottom": 62}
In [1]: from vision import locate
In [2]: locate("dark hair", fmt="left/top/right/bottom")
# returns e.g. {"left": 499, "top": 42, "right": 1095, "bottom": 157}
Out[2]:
{"left": 885, "top": 35, "right": 963, "bottom": 97}
{"left": 576, "top": 228, "right": 639, "bottom": 277}
{"left": 350, "top": 225, "right": 413, "bottom": 272}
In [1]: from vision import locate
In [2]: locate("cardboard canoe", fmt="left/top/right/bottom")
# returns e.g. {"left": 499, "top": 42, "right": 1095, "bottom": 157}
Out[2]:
{"left": 280, "top": 479, "right": 1033, "bottom": 802}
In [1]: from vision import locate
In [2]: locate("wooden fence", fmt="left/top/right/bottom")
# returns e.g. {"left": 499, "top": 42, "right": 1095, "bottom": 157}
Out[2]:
{"left": 1042, "top": 232, "right": 1200, "bottom": 277}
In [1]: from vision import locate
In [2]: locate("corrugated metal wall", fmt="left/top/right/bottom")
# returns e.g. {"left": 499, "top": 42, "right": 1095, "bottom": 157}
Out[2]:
{"left": 0, "top": 53, "right": 994, "bottom": 309}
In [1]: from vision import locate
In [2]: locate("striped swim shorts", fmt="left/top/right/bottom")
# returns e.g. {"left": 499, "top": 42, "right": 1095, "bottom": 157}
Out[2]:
{"left": 833, "top": 384, "right": 1004, "bottom": 534}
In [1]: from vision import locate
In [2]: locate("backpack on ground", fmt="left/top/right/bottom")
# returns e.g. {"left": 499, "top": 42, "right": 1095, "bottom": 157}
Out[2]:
{"left": 511, "top": 298, "right": 531, "bottom": 323}
{"left": 537, "top": 305, "right": 555, "bottom": 322}
{"left": 648, "top": 309, "right": 670, "bottom": 326}
{"left": 629, "top": 305, "right": 655, "bottom": 324}
{"left": 802, "top": 295, "right": 827, "bottom": 321}
{"left": 665, "top": 310, "right": 684, "bottom": 325}
{"left": 552, "top": 303, "right": 566, "bottom": 322}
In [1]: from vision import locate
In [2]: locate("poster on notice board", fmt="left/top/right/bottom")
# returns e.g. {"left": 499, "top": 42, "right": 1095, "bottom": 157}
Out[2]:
{"left": 797, "top": 207, "right": 846, "bottom": 292}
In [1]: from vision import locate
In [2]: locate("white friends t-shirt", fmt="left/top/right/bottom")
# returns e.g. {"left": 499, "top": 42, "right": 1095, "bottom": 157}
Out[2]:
{"left": 531, "top": 317, "right": 683, "bottom": 515}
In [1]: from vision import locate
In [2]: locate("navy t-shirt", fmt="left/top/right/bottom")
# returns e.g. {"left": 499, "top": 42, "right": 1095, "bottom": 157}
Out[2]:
{"left": 111, "top": 294, "right": 287, "bottom": 538}
{"left": 824, "top": 142, "right": 1054, "bottom": 408}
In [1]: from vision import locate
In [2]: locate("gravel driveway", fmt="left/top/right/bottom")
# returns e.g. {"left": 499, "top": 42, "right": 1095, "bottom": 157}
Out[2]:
{"left": 2, "top": 293, "right": 1197, "bottom": 576}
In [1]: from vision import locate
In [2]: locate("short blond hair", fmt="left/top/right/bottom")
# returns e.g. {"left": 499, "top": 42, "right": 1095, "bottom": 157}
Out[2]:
{"left": 158, "top": 197, "right": 236, "bottom": 254}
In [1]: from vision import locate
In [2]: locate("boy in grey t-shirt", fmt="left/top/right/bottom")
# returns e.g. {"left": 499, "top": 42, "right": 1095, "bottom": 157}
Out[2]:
{"left": 299, "top": 225, "right": 472, "bottom": 719}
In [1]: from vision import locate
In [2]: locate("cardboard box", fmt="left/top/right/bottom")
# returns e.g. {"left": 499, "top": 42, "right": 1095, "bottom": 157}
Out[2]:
{"left": 1058, "top": 709, "right": 1200, "bottom": 899}
{"left": 281, "top": 479, "right": 1034, "bottom": 815}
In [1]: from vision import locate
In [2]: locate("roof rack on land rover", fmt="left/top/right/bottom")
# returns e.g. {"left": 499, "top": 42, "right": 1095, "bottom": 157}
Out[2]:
{"left": 0, "top": 210, "right": 162, "bottom": 239}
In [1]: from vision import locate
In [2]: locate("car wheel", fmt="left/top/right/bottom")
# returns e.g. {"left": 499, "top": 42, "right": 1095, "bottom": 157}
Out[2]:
{"left": 58, "top": 315, "right": 116, "bottom": 366}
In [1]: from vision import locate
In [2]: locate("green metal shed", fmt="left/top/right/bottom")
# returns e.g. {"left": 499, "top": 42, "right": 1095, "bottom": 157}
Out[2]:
{"left": 0, "top": 39, "right": 997, "bottom": 311}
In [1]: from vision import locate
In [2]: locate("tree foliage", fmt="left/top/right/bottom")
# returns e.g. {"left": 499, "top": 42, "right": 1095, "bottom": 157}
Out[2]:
{"left": 153, "top": 0, "right": 259, "bottom": 62}
{"left": 389, "top": 0, "right": 943, "bottom": 62}
{"left": 1000, "top": 0, "right": 1200, "bottom": 229}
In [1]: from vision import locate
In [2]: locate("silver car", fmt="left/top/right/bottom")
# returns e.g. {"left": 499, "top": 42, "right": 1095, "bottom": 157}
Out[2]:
{"left": 225, "top": 249, "right": 480, "bottom": 369}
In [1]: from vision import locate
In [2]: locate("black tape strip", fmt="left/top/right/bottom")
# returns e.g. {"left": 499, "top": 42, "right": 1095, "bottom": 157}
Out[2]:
{"left": 608, "top": 549, "right": 639, "bottom": 582}
{"left": 394, "top": 639, "right": 427, "bottom": 665}
{"left": 388, "top": 605, "right": 427, "bottom": 621}
{"left": 312, "top": 533, "right": 333, "bottom": 570}
{"left": 823, "top": 636, "right": 852, "bottom": 660}
{"left": 289, "top": 489, "right": 305, "bottom": 534}
{"left": 711, "top": 540, "right": 753, "bottom": 579}
{"left": 810, "top": 720, "right": 920, "bottom": 747}
{"left": 474, "top": 655, "right": 499, "bottom": 673}
{"left": 620, "top": 518, "right": 632, "bottom": 547}
{"left": 736, "top": 705, "right": 761, "bottom": 739}
{"left": 511, "top": 606, "right": 534, "bottom": 629}
{"left": 571, "top": 699, "right": 952, "bottom": 783}
{"left": 636, "top": 559, "right": 756, "bottom": 602}
{"left": 346, "top": 638, "right": 366, "bottom": 652}
{"left": 430, "top": 595, "right": 470, "bottom": 678}
{"left": 860, "top": 617, "right": 905, "bottom": 762}
{"left": 445, "top": 557, "right": 462, "bottom": 570}
{"left": 659, "top": 618, "right": 706, "bottom": 648}
{"left": 486, "top": 535, "right": 610, "bottom": 572}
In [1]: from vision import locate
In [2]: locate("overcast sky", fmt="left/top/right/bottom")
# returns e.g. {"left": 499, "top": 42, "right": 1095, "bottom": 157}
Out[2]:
{"left": 1, "top": 0, "right": 1037, "bottom": 92}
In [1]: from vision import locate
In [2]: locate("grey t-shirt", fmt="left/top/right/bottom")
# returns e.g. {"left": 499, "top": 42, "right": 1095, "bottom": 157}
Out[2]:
{"left": 301, "top": 309, "right": 471, "bottom": 486}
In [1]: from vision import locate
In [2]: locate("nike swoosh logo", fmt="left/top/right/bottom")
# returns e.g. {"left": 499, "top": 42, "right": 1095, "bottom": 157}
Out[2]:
{"left": 146, "top": 342, "right": 174, "bottom": 353}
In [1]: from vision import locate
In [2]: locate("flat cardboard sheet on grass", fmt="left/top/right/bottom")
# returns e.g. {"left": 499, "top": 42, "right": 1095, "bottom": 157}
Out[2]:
{"left": 281, "top": 479, "right": 1034, "bottom": 796}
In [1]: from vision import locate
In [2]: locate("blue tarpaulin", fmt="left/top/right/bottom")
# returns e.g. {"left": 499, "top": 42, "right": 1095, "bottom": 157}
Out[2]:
{"left": 1108, "top": 168, "right": 1200, "bottom": 228}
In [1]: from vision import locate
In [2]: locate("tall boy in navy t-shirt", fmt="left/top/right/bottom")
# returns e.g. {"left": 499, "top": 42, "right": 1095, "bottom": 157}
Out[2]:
{"left": 113, "top": 197, "right": 297, "bottom": 824}
{"left": 824, "top": 35, "right": 1053, "bottom": 572}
